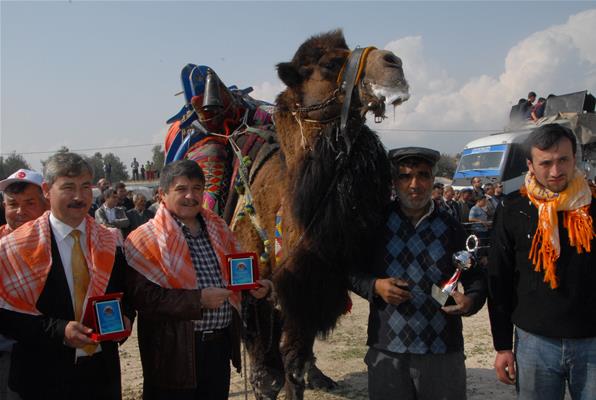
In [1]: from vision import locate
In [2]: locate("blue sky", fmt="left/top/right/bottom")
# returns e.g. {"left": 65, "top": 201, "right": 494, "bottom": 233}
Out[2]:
{"left": 2, "top": 1, "right": 595, "bottom": 171}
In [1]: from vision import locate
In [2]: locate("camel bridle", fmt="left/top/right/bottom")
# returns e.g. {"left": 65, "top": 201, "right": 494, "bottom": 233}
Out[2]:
{"left": 291, "top": 46, "right": 377, "bottom": 156}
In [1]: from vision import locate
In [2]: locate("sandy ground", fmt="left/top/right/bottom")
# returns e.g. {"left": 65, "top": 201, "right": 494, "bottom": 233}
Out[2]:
{"left": 121, "top": 295, "right": 519, "bottom": 400}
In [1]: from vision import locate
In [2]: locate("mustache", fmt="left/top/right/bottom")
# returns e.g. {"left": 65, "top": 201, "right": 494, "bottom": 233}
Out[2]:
{"left": 181, "top": 200, "right": 200, "bottom": 207}
{"left": 67, "top": 201, "right": 87, "bottom": 209}
{"left": 404, "top": 189, "right": 426, "bottom": 195}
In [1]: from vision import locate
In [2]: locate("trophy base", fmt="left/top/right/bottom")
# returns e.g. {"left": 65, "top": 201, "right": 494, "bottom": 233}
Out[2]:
{"left": 431, "top": 284, "right": 450, "bottom": 306}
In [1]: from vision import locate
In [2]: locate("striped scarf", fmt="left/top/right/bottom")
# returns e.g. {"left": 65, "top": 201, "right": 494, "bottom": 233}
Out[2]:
{"left": 0, "top": 211, "right": 118, "bottom": 315}
{"left": 525, "top": 169, "right": 595, "bottom": 288}
{"left": 0, "top": 224, "right": 13, "bottom": 239}
{"left": 124, "top": 205, "right": 241, "bottom": 309}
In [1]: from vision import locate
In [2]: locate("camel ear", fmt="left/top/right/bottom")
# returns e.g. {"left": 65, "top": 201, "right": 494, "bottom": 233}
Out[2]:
{"left": 277, "top": 62, "right": 302, "bottom": 87}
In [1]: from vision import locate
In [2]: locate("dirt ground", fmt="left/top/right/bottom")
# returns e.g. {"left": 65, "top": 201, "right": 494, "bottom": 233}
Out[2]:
{"left": 120, "top": 295, "right": 518, "bottom": 399}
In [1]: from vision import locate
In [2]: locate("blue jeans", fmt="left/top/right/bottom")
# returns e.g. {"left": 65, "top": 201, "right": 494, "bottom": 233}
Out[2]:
{"left": 515, "top": 327, "right": 596, "bottom": 400}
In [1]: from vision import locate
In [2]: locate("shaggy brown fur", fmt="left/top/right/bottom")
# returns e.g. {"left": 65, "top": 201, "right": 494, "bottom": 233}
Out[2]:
{"left": 233, "top": 30, "right": 409, "bottom": 400}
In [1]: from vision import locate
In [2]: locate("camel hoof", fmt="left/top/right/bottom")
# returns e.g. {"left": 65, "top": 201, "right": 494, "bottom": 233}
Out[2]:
{"left": 306, "top": 365, "right": 338, "bottom": 390}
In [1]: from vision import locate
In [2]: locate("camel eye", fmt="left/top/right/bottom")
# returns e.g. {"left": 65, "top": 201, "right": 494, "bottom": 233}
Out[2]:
{"left": 321, "top": 58, "right": 342, "bottom": 71}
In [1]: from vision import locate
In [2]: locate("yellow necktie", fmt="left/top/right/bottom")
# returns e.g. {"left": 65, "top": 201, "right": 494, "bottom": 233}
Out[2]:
{"left": 70, "top": 229, "right": 97, "bottom": 355}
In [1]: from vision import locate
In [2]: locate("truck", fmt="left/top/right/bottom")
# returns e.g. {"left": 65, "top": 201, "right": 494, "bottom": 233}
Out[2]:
{"left": 452, "top": 90, "right": 596, "bottom": 194}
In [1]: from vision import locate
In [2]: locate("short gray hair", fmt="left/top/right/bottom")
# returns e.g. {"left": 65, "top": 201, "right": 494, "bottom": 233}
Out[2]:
{"left": 43, "top": 152, "right": 94, "bottom": 186}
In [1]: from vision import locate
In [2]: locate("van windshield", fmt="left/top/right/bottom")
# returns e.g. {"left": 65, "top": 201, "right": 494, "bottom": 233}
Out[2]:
{"left": 457, "top": 144, "right": 507, "bottom": 174}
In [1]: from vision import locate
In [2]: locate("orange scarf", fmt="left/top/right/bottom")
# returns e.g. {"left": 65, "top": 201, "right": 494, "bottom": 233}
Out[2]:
{"left": 0, "top": 224, "right": 13, "bottom": 239}
{"left": 0, "top": 211, "right": 119, "bottom": 315}
{"left": 524, "top": 169, "right": 595, "bottom": 288}
{"left": 124, "top": 205, "right": 241, "bottom": 309}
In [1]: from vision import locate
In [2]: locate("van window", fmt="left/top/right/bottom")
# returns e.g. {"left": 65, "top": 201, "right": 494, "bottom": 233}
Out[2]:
{"left": 458, "top": 145, "right": 506, "bottom": 172}
{"left": 459, "top": 152, "right": 503, "bottom": 171}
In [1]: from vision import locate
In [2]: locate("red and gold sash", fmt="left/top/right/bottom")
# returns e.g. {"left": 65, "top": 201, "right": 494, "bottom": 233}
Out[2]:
{"left": 124, "top": 205, "right": 241, "bottom": 309}
{"left": 0, "top": 224, "right": 13, "bottom": 240}
{"left": 0, "top": 211, "right": 118, "bottom": 315}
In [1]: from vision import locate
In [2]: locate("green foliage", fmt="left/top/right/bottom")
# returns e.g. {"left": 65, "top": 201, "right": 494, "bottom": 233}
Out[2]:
{"left": 40, "top": 149, "right": 129, "bottom": 183}
{"left": 103, "top": 152, "right": 129, "bottom": 183}
{"left": 436, "top": 153, "right": 457, "bottom": 178}
{"left": 152, "top": 145, "right": 165, "bottom": 171}
{"left": 0, "top": 152, "right": 31, "bottom": 179}
{"left": 87, "top": 152, "right": 105, "bottom": 183}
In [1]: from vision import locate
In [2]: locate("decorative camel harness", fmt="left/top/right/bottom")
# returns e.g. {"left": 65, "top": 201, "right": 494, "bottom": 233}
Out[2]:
{"left": 165, "top": 47, "right": 379, "bottom": 271}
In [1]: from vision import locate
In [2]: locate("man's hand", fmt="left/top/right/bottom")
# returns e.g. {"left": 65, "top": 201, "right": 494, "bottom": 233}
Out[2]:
{"left": 374, "top": 278, "right": 412, "bottom": 305}
{"left": 494, "top": 350, "right": 516, "bottom": 385}
{"left": 64, "top": 321, "right": 97, "bottom": 348}
{"left": 123, "top": 315, "right": 132, "bottom": 332}
{"left": 441, "top": 290, "right": 473, "bottom": 315}
{"left": 200, "top": 287, "right": 232, "bottom": 309}
{"left": 249, "top": 279, "right": 273, "bottom": 300}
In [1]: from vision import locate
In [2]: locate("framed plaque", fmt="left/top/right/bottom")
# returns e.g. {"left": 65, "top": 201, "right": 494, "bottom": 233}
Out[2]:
{"left": 82, "top": 292, "right": 131, "bottom": 341}
{"left": 226, "top": 252, "right": 260, "bottom": 291}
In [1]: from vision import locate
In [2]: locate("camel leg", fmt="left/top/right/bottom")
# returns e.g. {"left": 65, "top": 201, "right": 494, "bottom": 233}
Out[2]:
{"left": 244, "top": 299, "right": 285, "bottom": 400}
{"left": 280, "top": 327, "right": 315, "bottom": 400}
{"left": 306, "top": 360, "right": 338, "bottom": 390}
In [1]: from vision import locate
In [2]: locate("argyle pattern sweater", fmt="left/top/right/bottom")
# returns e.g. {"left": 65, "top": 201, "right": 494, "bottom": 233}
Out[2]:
{"left": 350, "top": 201, "right": 486, "bottom": 354}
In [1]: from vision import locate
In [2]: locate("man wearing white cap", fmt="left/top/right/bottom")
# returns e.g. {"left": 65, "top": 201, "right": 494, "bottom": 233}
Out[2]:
{"left": 0, "top": 169, "right": 48, "bottom": 400}
{"left": 0, "top": 169, "right": 48, "bottom": 239}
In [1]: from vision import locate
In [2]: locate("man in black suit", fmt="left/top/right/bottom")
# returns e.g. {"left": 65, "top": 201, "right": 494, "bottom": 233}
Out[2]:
{"left": 0, "top": 152, "right": 133, "bottom": 400}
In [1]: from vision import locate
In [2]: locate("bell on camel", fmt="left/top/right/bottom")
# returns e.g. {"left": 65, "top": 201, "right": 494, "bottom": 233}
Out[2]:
{"left": 202, "top": 68, "right": 224, "bottom": 112}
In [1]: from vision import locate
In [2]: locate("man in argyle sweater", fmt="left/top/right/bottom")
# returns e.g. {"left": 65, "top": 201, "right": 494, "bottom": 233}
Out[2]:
{"left": 350, "top": 147, "right": 486, "bottom": 400}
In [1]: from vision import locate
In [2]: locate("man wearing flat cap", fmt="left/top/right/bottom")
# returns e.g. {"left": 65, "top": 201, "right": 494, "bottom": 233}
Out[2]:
{"left": 350, "top": 147, "right": 486, "bottom": 400}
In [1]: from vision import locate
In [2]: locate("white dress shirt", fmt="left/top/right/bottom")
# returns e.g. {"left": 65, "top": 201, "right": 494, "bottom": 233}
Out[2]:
{"left": 104, "top": 206, "right": 117, "bottom": 222}
{"left": 49, "top": 213, "right": 101, "bottom": 356}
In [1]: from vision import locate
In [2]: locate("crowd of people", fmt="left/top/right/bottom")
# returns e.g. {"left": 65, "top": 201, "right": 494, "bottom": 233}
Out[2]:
{"left": 90, "top": 180, "right": 157, "bottom": 237}
{"left": 0, "top": 123, "right": 595, "bottom": 400}
{"left": 510, "top": 91, "right": 553, "bottom": 124}
{"left": 130, "top": 158, "right": 159, "bottom": 182}
{"left": 431, "top": 176, "right": 504, "bottom": 246}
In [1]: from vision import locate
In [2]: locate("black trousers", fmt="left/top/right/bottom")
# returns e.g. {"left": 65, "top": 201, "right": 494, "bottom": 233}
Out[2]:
{"left": 143, "top": 331, "right": 232, "bottom": 400}
{"left": 16, "top": 352, "right": 121, "bottom": 400}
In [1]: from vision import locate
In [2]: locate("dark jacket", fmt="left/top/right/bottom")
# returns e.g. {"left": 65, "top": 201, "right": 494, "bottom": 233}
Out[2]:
{"left": 126, "top": 268, "right": 241, "bottom": 389}
{"left": 487, "top": 192, "right": 596, "bottom": 351}
{"left": 350, "top": 201, "right": 486, "bottom": 354}
{"left": 118, "top": 197, "right": 134, "bottom": 211}
{"left": 125, "top": 208, "right": 154, "bottom": 234}
{"left": 0, "top": 233, "right": 133, "bottom": 398}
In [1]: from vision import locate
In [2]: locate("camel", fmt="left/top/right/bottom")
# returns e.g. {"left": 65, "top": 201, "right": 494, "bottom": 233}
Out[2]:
{"left": 230, "top": 30, "right": 410, "bottom": 399}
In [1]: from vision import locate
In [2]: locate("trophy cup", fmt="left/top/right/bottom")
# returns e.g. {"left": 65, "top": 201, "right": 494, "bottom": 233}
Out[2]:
{"left": 431, "top": 235, "right": 478, "bottom": 306}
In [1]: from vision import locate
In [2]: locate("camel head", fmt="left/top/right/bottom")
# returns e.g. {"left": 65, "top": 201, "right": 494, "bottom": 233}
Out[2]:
{"left": 275, "top": 30, "right": 409, "bottom": 148}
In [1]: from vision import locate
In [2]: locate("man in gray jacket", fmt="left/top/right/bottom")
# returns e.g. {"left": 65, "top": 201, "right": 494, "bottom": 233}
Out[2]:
{"left": 95, "top": 188, "right": 130, "bottom": 232}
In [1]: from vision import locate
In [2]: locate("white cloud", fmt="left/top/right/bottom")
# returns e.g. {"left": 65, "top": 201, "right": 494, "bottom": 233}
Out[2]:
{"left": 376, "top": 8, "right": 596, "bottom": 153}
{"left": 250, "top": 81, "right": 285, "bottom": 104}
